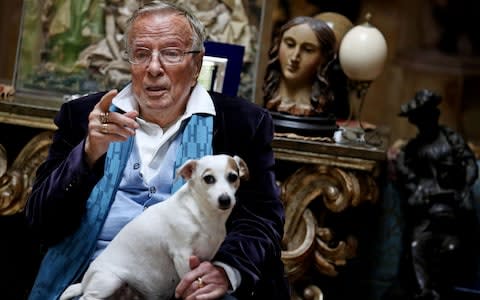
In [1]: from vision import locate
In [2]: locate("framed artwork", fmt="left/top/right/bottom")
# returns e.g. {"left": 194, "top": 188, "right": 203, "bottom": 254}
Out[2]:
{"left": 13, "top": 0, "right": 271, "bottom": 103}
{"left": 14, "top": 0, "right": 135, "bottom": 101}
{"left": 198, "top": 56, "right": 228, "bottom": 93}
{"left": 204, "top": 41, "right": 245, "bottom": 96}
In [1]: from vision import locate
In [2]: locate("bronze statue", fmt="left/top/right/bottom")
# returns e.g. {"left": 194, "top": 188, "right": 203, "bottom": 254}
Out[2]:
{"left": 263, "top": 16, "right": 336, "bottom": 117}
{"left": 395, "top": 89, "right": 478, "bottom": 300}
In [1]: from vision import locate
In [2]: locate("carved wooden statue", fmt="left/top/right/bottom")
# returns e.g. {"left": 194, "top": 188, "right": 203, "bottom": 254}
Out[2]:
{"left": 263, "top": 16, "right": 336, "bottom": 117}
{"left": 395, "top": 89, "right": 479, "bottom": 300}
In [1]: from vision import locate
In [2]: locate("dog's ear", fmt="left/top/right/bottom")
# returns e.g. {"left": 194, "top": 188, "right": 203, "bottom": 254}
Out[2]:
{"left": 233, "top": 156, "right": 249, "bottom": 181}
{"left": 177, "top": 159, "right": 198, "bottom": 180}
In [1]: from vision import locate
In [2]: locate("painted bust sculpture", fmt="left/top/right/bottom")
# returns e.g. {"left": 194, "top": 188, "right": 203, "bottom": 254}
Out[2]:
{"left": 395, "top": 89, "right": 478, "bottom": 300}
{"left": 263, "top": 16, "right": 336, "bottom": 117}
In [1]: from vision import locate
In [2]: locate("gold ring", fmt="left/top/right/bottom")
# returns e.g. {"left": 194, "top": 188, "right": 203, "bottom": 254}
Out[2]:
{"left": 196, "top": 277, "right": 204, "bottom": 288}
{"left": 101, "top": 123, "right": 109, "bottom": 134}
{"left": 99, "top": 112, "right": 109, "bottom": 124}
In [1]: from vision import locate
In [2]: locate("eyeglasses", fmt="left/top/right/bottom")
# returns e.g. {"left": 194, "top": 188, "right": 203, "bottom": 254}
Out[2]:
{"left": 126, "top": 47, "right": 200, "bottom": 65}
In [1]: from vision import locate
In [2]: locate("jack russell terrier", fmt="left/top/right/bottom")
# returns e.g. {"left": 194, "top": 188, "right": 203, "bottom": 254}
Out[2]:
{"left": 60, "top": 154, "right": 249, "bottom": 300}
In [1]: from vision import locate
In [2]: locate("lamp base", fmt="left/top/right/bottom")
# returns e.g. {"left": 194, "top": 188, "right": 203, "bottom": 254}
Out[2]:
{"left": 334, "top": 125, "right": 386, "bottom": 148}
{"left": 270, "top": 111, "right": 338, "bottom": 138}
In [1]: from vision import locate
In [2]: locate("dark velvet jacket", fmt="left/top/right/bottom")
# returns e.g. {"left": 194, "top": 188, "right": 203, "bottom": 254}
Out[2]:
{"left": 25, "top": 90, "right": 289, "bottom": 299}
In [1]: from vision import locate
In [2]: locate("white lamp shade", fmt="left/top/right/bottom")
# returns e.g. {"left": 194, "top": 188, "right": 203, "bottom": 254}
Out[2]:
{"left": 339, "top": 24, "right": 388, "bottom": 81}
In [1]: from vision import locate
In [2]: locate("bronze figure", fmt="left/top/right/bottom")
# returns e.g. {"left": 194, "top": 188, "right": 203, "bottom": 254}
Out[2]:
{"left": 395, "top": 89, "right": 478, "bottom": 300}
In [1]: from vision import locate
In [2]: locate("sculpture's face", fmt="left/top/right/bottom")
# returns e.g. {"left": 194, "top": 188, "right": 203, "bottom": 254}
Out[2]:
{"left": 279, "top": 23, "right": 324, "bottom": 84}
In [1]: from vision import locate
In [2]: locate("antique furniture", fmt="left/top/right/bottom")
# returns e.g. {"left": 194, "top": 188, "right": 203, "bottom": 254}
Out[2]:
{"left": 273, "top": 135, "right": 387, "bottom": 299}
{"left": 0, "top": 95, "right": 57, "bottom": 216}
{"left": 0, "top": 94, "right": 57, "bottom": 299}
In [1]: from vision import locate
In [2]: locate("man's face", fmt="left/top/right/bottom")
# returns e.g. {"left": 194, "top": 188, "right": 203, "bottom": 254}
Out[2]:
{"left": 128, "top": 12, "right": 202, "bottom": 124}
{"left": 279, "top": 23, "right": 324, "bottom": 84}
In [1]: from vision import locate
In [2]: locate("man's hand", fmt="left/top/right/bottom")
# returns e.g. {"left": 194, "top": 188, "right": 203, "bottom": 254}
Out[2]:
{"left": 84, "top": 89, "right": 139, "bottom": 167}
{"left": 175, "top": 256, "right": 229, "bottom": 300}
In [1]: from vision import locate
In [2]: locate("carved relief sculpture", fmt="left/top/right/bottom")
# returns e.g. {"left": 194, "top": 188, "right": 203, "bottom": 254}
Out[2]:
{"left": 16, "top": 0, "right": 262, "bottom": 101}
{"left": 275, "top": 138, "right": 383, "bottom": 299}
{"left": 0, "top": 132, "right": 52, "bottom": 216}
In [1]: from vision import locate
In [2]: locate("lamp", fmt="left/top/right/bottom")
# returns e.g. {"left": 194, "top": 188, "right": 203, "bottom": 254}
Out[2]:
{"left": 338, "top": 13, "right": 387, "bottom": 145}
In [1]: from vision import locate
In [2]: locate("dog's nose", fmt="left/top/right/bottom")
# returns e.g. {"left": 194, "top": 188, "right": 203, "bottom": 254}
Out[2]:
{"left": 218, "top": 194, "right": 231, "bottom": 210}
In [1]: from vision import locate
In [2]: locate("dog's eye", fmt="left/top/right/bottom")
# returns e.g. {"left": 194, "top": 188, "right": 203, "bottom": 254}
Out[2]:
{"left": 203, "top": 175, "right": 216, "bottom": 184}
{"left": 227, "top": 173, "right": 238, "bottom": 183}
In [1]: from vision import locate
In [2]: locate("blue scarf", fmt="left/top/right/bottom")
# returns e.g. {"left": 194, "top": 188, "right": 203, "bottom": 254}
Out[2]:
{"left": 29, "top": 114, "right": 213, "bottom": 300}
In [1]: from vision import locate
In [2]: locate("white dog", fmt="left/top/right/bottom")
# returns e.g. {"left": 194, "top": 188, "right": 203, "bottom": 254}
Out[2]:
{"left": 60, "top": 154, "right": 249, "bottom": 300}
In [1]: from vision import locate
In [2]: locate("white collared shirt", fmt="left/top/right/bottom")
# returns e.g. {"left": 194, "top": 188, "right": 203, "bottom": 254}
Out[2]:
{"left": 112, "top": 83, "right": 216, "bottom": 182}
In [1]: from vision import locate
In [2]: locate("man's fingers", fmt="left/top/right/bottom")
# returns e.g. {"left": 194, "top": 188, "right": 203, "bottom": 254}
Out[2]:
{"left": 124, "top": 110, "right": 139, "bottom": 120}
{"left": 193, "top": 289, "right": 225, "bottom": 300}
{"left": 189, "top": 256, "right": 201, "bottom": 270}
{"left": 95, "top": 90, "right": 139, "bottom": 130}
{"left": 174, "top": 257, "right": 201, "bottom": 299}
{"left": 98, "top": 89, "right": 118, "bottom": 112}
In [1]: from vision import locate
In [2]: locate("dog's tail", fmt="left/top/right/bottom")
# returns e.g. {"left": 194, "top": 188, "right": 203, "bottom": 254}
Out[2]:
{"left": 59, "top": 283, "right": 82, "bottom": 300}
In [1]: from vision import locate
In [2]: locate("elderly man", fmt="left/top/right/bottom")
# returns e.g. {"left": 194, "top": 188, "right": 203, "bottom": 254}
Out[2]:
{"left": 26, "top": 1, "right": 288, "bottom": 299}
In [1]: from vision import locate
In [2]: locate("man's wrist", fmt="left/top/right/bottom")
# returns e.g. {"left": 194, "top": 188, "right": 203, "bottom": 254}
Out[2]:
{"left": 212, "top": 261, "right": 242, "bottom": 292}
